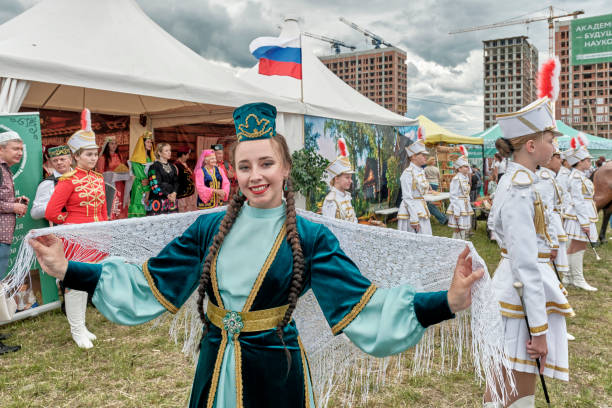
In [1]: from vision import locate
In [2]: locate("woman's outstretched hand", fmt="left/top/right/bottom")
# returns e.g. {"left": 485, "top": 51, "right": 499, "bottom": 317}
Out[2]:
{"left": 447, "top": 246, "right": 485, "bottom": 313}
{"left": 29, "top": 235, "right": 68, "bottom": 280}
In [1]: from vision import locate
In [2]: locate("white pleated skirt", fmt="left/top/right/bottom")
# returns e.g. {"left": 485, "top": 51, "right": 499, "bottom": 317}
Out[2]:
{"left": 397, "top": 218, "right": 432, "bottom": 235}
{"left": 563, "top": 218, "right": 597, "bottom": 242}
{"left": 447, "top": 214, "right": 471, "bottom": 230}
{"left": 503, "top": 313, "right": 569, "bottom": 381}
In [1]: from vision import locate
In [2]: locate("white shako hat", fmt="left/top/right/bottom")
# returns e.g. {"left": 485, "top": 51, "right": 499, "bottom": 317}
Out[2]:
{"left": 453, "top": 145, "right": 469, "bottom": 168}
{"left": 324, "top": 138, "right": 354, "bottom": 184}
{"left": 0, "top": 124, "right": 22, "bottom": 143}
{"left": 496, "top": 97, "right": 562, "bottom": 139}
{"left": 406, "top": 126, "right": 429, "bottom": 157}
{"left": 67, "top": 108, "right": 98, "bottom": 153}
{"left": 566, "top": 133, "right": 592, "bottom": 166}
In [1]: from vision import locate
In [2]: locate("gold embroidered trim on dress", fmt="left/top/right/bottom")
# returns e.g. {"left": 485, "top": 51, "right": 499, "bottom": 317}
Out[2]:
{"left": 234, "top": 338, "right": 243, "bottom": 408}
{"left": 142, "top": 261, "right": 178, "bottom": 314}
{"left": 508, "top": 356, "right": 569, "bottom": 373}
{"left": 210, "top": 253, "right": 225, "bottom": 309}
{"left": 530, "top": 323, "right": 548, "bottom": 334}
{"left": 298, "top": 337, "right": 314, "bottom": 408}
{"left": 207, "top": 301, "right": 289, "bottom": 332}
{"left": 242, "top": 224, "right": 287, "bottom": 312}
{"left": 206, "top": 331, "right": 228, "bottom": 408}
{"left": 331, "top": 284, "right": 377, "bottom": 335}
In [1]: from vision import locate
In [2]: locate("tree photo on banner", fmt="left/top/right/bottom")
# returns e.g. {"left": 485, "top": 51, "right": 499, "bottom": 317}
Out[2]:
{"left": 0, "top": 113, "right": 54, "bottom": 310}
{"left": 305, "top": 115, "right": 414, "bottom": 218}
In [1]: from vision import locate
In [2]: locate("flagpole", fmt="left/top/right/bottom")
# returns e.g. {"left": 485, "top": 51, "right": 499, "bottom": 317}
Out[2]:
{"left": 300, "top": 31, "right": 305, "bottom": 147}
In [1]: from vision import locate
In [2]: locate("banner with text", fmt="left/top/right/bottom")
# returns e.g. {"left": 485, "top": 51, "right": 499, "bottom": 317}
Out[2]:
{"left": 571, "top": 13, "right": 612, "bottom": 65}
{"left": 0, "top": 113, "right": 57, "bottom": 305}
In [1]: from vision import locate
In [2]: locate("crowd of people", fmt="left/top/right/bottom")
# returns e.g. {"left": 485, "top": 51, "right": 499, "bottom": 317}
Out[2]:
{"left": 0, "top": 110, "right": 239, "bottom": 353}
{"left": 0, "top": 95, "right": 607, "bottom": 408}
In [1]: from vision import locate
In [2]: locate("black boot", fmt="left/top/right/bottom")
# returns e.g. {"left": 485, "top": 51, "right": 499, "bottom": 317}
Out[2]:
{"left": 0, "top": 333, "right": 9, "bottom": 341}
{"left": 0, "top": 341, "right": 21, "bottom": 355}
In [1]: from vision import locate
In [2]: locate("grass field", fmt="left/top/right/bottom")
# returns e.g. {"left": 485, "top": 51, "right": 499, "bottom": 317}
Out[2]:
{"left": 1, "top": 220, "right": 610, "bottom": 407}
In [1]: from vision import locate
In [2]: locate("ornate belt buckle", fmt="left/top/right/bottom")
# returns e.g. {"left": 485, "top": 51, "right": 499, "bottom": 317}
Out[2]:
{"left": 222, "top": 311, "right": 244, "bottom": 337}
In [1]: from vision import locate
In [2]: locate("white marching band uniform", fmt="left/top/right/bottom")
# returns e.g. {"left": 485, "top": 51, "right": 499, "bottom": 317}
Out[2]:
{"left": 322, "top": 139, "right": 358, "bottom": 223}
{"left": 555, "top": 161, "right": 572, "bottom": 216}
{"left": 398, "top": 140, "right": 432, "bottom": 235}
{"left": 563, "top": 152, "right": 598, "bottom": 243}
{"left": 488, "top": 98, "right": 572, "bottom": 387}
{"left": 535, "top": 166, "right": 569, "bottom": 273}
{"left": 322, "top": 187, "right": 357, "bottom": 223}
{"left": 447, "top": 155, "right": 473, "bottom": 239}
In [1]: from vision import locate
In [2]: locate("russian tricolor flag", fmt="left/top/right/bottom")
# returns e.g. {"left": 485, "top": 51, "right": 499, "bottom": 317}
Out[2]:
{"left": 249, "top": 36, "right": 302, "bottom": 80}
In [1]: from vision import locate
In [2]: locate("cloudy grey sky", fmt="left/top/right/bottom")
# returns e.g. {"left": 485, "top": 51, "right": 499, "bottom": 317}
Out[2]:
{"left": 1, "top": 0, "right": 610, "bottom": 134}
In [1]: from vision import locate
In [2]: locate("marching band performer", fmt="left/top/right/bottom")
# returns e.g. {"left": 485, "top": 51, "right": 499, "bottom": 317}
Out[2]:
{"left": 322, "top": 138, "right": 357, "bottom": 223}
{"left": 535, "top": 139, "right": 569, "bottom": 279}
{"left": 485, "top": 97, "right": 573, "bottom": 408}
{"left": 398, "top": 134, "right": 432, "bottom": 234}
{"left": 447, "top": 146, "right": 473, "bottom": 240}
{"left": 563, "top": 135, "right": 598, "bottom": 291}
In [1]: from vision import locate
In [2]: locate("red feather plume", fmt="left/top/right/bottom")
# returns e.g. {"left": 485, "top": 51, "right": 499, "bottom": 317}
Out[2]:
{"left": 337, "top": 138, "right": 348, "bottom": 157}
{"left": 80, "top": 108, "right": 92, "bottom": 132}
{"left": 537, "top": 57, "right": 560, "bottom": 102}
{"left": 417, "top": 126, "right": 425, "bottom": 141}
{"left": 570, "top": 137, "right": 578, "bottom": 149}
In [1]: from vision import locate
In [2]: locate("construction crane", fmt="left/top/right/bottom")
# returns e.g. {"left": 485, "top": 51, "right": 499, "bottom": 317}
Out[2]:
{"left": 303, "top": 32, "right": 356, "bottom": 54}
{"left": 339, "top": 17, "right": 394, "bottom": 48}
{"left": 449, "top": 6, "right": 584, "bottom": 56}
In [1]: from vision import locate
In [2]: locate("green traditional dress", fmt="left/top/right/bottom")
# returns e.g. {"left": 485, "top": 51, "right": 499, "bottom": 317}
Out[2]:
{"left": 127, "top": 159, "right": 151, "bottom": 218}
{"left": 64, "top": 203, "right": 454, "bottom": 407}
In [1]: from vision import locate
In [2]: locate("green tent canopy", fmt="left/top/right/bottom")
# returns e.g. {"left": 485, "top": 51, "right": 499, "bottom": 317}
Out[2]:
{"left": 467, "top": 120, "right": 612, "bottom": 160}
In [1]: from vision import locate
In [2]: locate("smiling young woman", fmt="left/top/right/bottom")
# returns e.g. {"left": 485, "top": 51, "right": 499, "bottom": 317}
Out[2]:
{"left": 31, "top": 103, "right": 483, "bottom": 408}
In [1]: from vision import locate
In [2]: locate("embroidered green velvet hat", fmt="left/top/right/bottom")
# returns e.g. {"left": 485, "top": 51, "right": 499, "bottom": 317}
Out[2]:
{"left": 233, "top": 102, "right": 276, "bottom": 142}
{"left": 48, "top": 145, "right": 71, "bottom": 158}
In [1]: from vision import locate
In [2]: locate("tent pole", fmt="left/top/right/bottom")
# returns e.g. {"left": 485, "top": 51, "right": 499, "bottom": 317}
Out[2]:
{"left": 481, "top": 144, "right": 486, "bottom": 195}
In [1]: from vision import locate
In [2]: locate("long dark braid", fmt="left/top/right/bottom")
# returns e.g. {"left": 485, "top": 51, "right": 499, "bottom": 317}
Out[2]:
{"left": 196, "top": 193, "right": 246, "bottom": 348}
{"left": 275, "top": 177, "right": 305, "bottom": 375}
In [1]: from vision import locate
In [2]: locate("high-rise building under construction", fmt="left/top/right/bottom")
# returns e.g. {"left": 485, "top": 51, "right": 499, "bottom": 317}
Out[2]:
{"left": 319, "top": 47, "right": 408, "bottom": 115}
{"left": 483, "top": 36, "right": 539, "bottom": 129}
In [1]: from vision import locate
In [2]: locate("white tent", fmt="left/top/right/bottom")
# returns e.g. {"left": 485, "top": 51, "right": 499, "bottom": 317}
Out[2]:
{"left": 240, "top": 19, "right": 416, "bottom": 128}
{"left": 0, "top": 0, "right": 304, "bottom": 146}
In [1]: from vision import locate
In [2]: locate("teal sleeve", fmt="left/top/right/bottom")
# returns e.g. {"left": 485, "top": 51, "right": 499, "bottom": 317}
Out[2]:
{"left": 343, "top": 287, "right": 454, "bottom": 358}
{"left": 304, "top": 221, "right": 375, "bottom": 335}
{"left": 91, "top": 257, "right": 166, "bottom": 325}
{"left": 343, "top": 285, "right": 425, "bottom": 357}
{"left": 145, "top": 212, "right": 223, "bottom": 312}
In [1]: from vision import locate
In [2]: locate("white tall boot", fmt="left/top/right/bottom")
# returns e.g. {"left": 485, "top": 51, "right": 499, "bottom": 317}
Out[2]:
{"left": 565, "top": 252, "right": 576, "bottom": 287}
{"left": 64, "top": 290, "right": 93, "bottom": 349}
{"left": 452, "top": 231, "right": 461, "bottom": 239}
{"left": 79, "top": 291, "right": 96, "bottom": 341}
{"left": 508, "top": 395, "right": 534, "bottom": 408}
{"left": 571, "top": 250, "right": 597, "bottom": 291}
